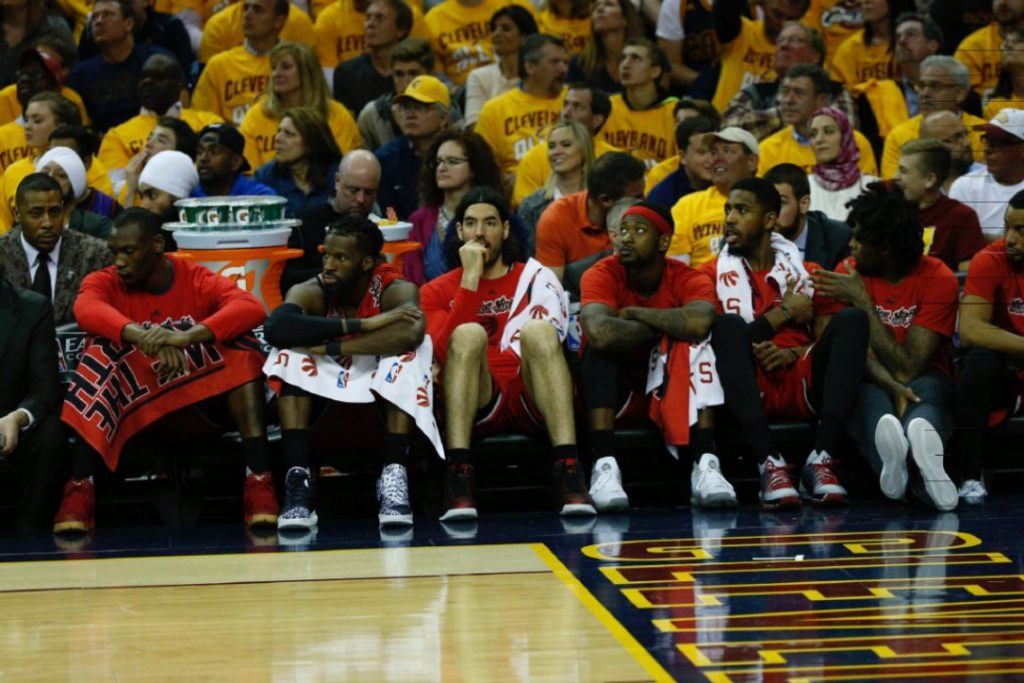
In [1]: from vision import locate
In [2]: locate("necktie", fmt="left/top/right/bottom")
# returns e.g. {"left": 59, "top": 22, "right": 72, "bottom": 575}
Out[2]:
{"left": 32, "top": 252, "right": 51, "bottom": 301}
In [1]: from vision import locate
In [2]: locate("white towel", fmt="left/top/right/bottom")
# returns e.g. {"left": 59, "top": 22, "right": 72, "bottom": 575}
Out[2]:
{"left": 500, "top": 258, "right": 570, "bottom": 356}
{"left": 263, "top": 336, "right": 445, "bottom": 459}
{"left": 715, "top": 233, "right": 812, "bottom": 322}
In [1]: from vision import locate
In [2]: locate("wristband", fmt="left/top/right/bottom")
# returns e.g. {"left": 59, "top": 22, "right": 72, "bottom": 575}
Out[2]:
{"left": 779, "top": 304, "right": 793, "bottom": 320}
{"left": 326, "top": 340, "right": 342, "bottom": 356}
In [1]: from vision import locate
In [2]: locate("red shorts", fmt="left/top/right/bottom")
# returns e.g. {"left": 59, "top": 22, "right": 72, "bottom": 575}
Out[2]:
{"left": 988, "top": 371, "right": 1024, "bottom": 427}
{"left": 474, "top": 368, "right": 545, "bottom": 436}
{"left": 757, "top": 349, "right": 816, "bottom": 421}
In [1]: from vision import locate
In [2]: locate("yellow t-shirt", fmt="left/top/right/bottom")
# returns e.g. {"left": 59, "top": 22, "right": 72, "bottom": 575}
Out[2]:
{"left": 240, "top": 100, "right": 362, "bottom": 169}
{"left": 87, "top": 157, "right": 114, "bottom": 196}
{"left": 711, "top": 17, "right": 776, "bottom": 112}
{"left": 313, "top": 0, "right": 429, "bottom": 68}
{"left": 0, "top": 85, "right": 90, "bottom": 127}
{"left": 425, "top": 0, "right": 534, "bottom": 85}
{"left": 756, "top": 125, "right": 878, "bottom": 176}
{"left": 475, "top": 87, "right": 564, "bottom": 173}
{"left": 829, "top": 29, "right": 893, "bottom": 88}
{"left": 955, "top": 23, "right": 1001, "bottom": 95}
{"left": 512, "top": 135, "right": 618, "bottom": 205}
{"left": 0, "top": 123, "right": 32, "bottom": 175}
{"left": 848, "top": 78, "right": 909, "bottom": 139}
{"left": 98, "top": 109, "right": 224, "bottom": 175}
{"left": 153, "top": 0, "right": 202, "bottom": 18}
{"left": 803, "top": 0, "right": 861, "bottom": 70}
{"left": 880, "top": 112, "right": 987, "bottom": 179}
{"left": 645, "top": 155, "right": 680, "bottom": 195}
{"left": 985, "top": 97, "right": 1024, "bottom": 120}
{"left": 668, "top": 184, "right": 728, "bottom": 265}
{"left": 199, "top": 3, "right": 316, "bottom": 64}
{"left": 536, "top": 10, "right": 591, "bottom": 55}
{"left": 601, "top": 94, "right": 678, "bottom": 166}
{"left": 192, "top": 47, "right": 271, "bottom": 125}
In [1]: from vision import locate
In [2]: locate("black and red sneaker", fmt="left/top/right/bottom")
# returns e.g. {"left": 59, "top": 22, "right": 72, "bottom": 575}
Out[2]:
{"left": 53, "top": 478, "right": 95, "bottom": 534}
{"left": 552, "top": 458, "right": 596, "bottom": 516}
{"left": 440, "top": 463, "right": 478, "bottom": 522}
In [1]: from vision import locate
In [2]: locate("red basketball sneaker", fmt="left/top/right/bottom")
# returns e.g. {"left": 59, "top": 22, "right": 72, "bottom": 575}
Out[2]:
{"left": 553, "top": 458, "right": 596, "bottom": 516}
{"left": 244, "top": 472, "right": 279, "bottom": 527}
{"left": 440, "top": 463, "right": 478, "bottom": 522}
{"left": 758, "top": 455, "right": 800, "bottom": 510}
{"left": 53, "top": 479, "right": 95, "bottom": 534}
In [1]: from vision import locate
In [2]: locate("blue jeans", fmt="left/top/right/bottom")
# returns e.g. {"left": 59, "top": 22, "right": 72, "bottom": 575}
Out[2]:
{"left": 846, "top": 371, "right": 955, "bottom": 475}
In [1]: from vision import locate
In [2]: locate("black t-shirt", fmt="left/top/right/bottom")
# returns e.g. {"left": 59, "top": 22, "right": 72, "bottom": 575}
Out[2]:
{"left": 333, "top": 54, "right": 393, "bottom": 116}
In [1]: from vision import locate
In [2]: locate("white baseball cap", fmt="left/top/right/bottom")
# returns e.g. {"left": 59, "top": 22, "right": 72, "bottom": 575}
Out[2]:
{"left": 974, "top": 108, "right": 1024, "bottom": 143}
{"left": 706, "top": 126, "right": 759, "bottom": 155}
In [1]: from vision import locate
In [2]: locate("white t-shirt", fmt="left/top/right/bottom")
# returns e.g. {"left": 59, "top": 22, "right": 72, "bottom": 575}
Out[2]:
{"left": 656, "top": 0, "right": 685, "bottom": 40}
{"left": 807, "top": 174, "right": 878, "bottom": 223}
{"left": 949, "top": 169, "right": 1024, "bottom": 238}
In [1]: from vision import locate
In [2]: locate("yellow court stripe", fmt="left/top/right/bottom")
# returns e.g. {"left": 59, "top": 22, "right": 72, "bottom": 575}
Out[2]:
{"left": 531, "top": 542, "right": 675, "bottom": 683}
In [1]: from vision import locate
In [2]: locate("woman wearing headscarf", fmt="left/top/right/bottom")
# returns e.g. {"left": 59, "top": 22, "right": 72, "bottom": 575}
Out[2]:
{"left": 807, "top": 107, "right": 879, "bottom": 223}
{"left": 35, "top": 146, "right": 119, "bottom": 239}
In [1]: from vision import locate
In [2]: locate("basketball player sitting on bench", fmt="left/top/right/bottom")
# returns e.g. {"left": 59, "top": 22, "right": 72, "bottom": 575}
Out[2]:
{"left": 264, "top": 216, "right": 441, "bottom": 531}
{"left": 579, "top": 201, "right": 727, "bottom": 511}
{"left": 421, "top": 186, "right": 594, "bottom": 522}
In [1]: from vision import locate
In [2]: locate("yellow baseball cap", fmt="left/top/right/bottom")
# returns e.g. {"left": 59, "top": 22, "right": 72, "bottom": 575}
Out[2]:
{"left": 394, "top": 75, "right": 451, "bottom": 108}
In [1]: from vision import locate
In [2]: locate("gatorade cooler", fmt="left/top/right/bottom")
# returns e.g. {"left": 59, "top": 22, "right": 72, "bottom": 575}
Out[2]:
{"left": 173, "top": 225, "right": 301, "bottom": 311}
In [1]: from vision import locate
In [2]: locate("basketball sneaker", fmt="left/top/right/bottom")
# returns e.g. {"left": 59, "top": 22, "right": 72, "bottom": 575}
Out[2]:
{"left": 799, "top": 450, "right": 848, "bottom": 505}
{"left": 589, "top": 456, "right": 629, "bottom": 512}
{"left": 690, "top": 453, "right": 738, "bottom": 507}
{"left": 758, "top": 455, "right": 800, "bottom": 510}
{"left": 243, "top": 471, "right": 279, "bottom": 527}
{"left": 377, "top": 463, "right": 413, "bottom": 526}
{"left": 553, "top": 457, "right": 596, "bottom": 516}
{"left": 875, "top": 414, "right": 909, "bottom": 500}
{"left": 53, "top": 478, "right": 95, "bottom": 534}
{"left": 907, "top": 418, "right": 957, "bottom": 511}
{"left": 440, "top": 462, "right": 478, "bottom": 522}
{"left": 958, "top": 479, "right": 988, "bottom": 505}
{"left": 277, "top": 466, "right": 317, "bottom": 530}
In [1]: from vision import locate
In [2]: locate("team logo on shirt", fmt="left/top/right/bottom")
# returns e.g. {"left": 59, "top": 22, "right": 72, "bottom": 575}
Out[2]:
{"left": 874, "top": 305, "right": 919, "bottom": 328}
{"left": 1008, "top": 298, "right": 1024, "bottom": 316}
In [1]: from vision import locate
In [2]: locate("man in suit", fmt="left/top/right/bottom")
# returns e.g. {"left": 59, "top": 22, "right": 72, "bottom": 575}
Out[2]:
{"left": 764, "top": 163, "right": 852, "bottom": 269}
{"left": 0, "top": 173, "right": 112, "bottom": 326}
{"left": 0, "top": 267, "right": 64, "bottom": 530}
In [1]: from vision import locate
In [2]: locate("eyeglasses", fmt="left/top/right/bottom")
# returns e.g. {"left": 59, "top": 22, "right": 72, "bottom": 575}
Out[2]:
{"left": 431, "top": 156, "right": 468, "bottom": 169}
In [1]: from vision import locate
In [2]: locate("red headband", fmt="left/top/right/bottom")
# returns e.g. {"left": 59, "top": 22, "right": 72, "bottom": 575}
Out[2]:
{"left": 622, "top": 205, "right": 673, "bottom": 235}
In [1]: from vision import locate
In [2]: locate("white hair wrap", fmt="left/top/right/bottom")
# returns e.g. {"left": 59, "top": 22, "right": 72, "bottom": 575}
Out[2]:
{"left": 35, "top": 146, "right": 86, "bottom": 200}
{"left": 138, "top": 150, "right": 199, "bottom": 199}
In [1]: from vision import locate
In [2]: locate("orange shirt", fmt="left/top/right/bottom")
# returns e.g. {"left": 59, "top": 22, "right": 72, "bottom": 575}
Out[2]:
{"left": 535, "top": 191, "right": 610, "bottom": 268}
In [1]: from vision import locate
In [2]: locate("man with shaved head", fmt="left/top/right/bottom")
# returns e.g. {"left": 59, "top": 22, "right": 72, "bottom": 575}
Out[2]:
{"left": 283, "top": 149, "right": 384, "bottom": 293}
{"left": 920, "top": 110, "right": 985, "bottom": 192}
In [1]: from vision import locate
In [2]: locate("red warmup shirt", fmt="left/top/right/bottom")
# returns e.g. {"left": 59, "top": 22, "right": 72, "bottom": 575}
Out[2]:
{"left": 73, "top": 256, "right": 267, "bottom": 342}
{"left": 963, "top": 240, "right": 1024, "bottom": 336}
{"left": 323, "top": 262, "right": 403, "bottom": 320}
{"left": 421, "top": 262, "right": 527, "bottom": 373}
{"left": 920, "top": 195, "right": 987, "bottom": 272}
{"left": 699, "top": 258, "right": 835, "bottom": 350}
{"left": 836, "top": 255, "right": 959, "bottom": 374}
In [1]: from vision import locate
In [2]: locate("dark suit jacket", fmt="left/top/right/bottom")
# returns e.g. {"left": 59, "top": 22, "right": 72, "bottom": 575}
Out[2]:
{"left": 0, "top": 278, "right": 59, "bottom": 423}
{"left": 0, "top": 227, "right": 113, "bottom": 326}
{"left": 804, "top": 210, "right": 853, "bottom": 270}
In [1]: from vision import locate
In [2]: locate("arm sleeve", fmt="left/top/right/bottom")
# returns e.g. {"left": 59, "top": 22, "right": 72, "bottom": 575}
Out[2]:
{"left": 579, "top": 261, "right": 619, "bottom": 309}
{"left": 264, "top": 303, "right": 343, "bottom": 348}
{"left": 421, "top": 279, "right": 486, "bottom": 363}
{"left": 97, "top": 129, "right": 132, "bottom": 174}
{"left": 197, "top": 11, "right": 227, "bottom": 63}
{"left": 910, "top": 266, "right": 959, "bottom": 337}
{"left": 73, "top": 271, "right": 135, "bottom": 341}
{"left": 963, "top": 248, "right": 998, "bottom": 302}
{"left": 331, "top": 104, "right": 363, "bottom": 153}
{"left": 314, "top": 11, "right": 341, "bottom": 69}
{"left": 19, "top": 297, "right": 59, "bottom": 423}
{"left": 534, "top": 202, "right": 568, "bottom": 267}
{"left": 191, "top": 65, "right": 219, "bottom": 118}
{"left": 667, "top": 201, "right": 693, "bottom": 257}
{"left": 675, "top": 268, "right": 715, "bottom": 304}
{"left": 194, "top": 267, "right": 267, "bottom": 341}
{"left": 463, "top": 69, "right": 487, "bottom": 127}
